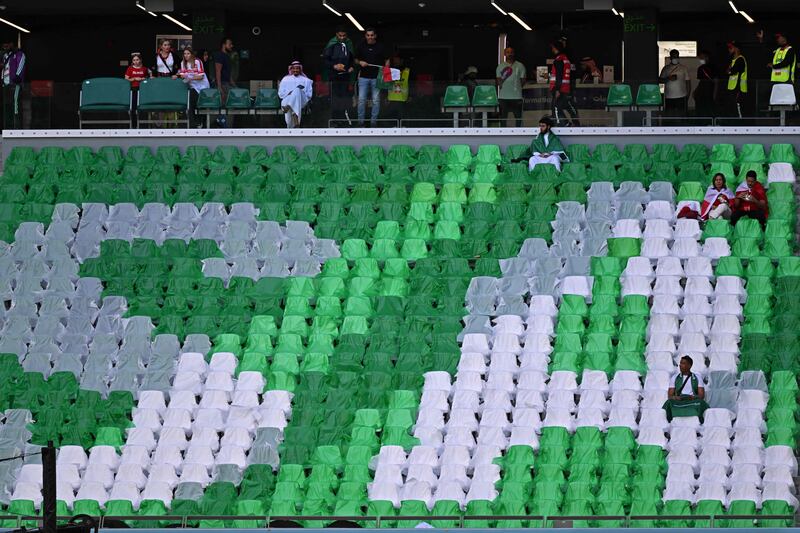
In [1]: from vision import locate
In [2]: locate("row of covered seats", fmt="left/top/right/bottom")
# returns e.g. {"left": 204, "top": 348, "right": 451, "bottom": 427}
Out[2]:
{"left": 7, "top": 142, "right": 799, "bottom": 170}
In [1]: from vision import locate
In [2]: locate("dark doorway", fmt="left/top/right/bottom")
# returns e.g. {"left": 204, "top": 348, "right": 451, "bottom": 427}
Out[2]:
{"left": 396, "top": 44, "right": 453, "bottom": 122}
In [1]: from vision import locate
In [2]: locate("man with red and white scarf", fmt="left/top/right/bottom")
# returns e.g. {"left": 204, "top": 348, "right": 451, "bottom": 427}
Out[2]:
{"left": 1, "top": 41, "right": 25, "bottom": 130}
{"left": 550, "top": 41, "right": 579, "bottom": 126}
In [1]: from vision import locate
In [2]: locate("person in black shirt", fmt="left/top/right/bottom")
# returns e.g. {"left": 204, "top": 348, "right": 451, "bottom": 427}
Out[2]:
{"left": 693, "top": 50, "right": 716, "bottom": 118}
{"left": 213, "top": 37, "right": 234, "bottom": 127}
{"left": 323, "top": 26, "right": 355, "bottom": 124}
{"left": 355, "top": 28, "right": 388, "bottom": 127}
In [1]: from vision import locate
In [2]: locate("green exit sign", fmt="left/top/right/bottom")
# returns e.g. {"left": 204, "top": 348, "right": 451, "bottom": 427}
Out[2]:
{"left": 624, "top": 14, "right": 656, "bottom": 33}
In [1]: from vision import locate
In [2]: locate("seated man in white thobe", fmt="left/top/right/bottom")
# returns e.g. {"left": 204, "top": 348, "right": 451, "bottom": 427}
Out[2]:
{"left": 528, "top": 115, "right": 568, "bottom": 171}
{"left": 278, "top": 61, "right": 313, "bottom": 128}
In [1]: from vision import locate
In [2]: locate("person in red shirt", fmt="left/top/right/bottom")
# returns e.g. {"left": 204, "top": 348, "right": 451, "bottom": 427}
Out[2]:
{"left": 124, "top": 52, "right": 151, "bottom": 112}
{"left": 732, "top": 170, "right": 768, "bottom": 227}
{"left": 125, "top": 53, "right": 151, "bottom": 88}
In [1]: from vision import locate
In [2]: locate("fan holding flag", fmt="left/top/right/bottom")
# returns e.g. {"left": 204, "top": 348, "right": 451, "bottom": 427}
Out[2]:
{"left": 495, "top": 47, "right": 527, "bottom": 127}
{"left": 355, "top": 28, "right": 390, "bottom": 127}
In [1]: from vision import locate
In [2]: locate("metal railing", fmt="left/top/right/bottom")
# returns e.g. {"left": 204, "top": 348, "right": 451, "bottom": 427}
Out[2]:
{"left": 1, "top": 513, "right": 795, "bottom": 529}
{"left": 6, "top": 78, "right": 798, "bottom": 131}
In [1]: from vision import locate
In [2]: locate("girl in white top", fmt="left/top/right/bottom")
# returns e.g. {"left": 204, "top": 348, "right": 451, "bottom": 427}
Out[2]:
{"left": 176, "top": 47, "right": 210, "bottom": 92}
{"left": 174, "top": 47, "right": 209, "bottom": 127}
{"left": 155, "top": 39, "right": 177, "bottom": 77}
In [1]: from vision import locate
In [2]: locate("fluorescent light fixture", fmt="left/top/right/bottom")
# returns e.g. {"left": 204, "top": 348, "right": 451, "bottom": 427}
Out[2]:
{"left": 611, "top": 7, "right": 619, "bottom": 15}
{"left": 135, "top": 2, "right": 147, "bottom": 11}
{"left": 728, "top": 1, "right": 738, "bottom": 13}
{"left": 0, "top": 17, "right": 29, "bottom": 33}
{"left": 345, "top": 12, "right": 364, "bottom": 31}
{"left": 619, "top": 11, "right": 624, "bottom": 17}
{"left": 322, "top": 1, "right": 342, "bottom": 16}
{"left": 147, "top": 10, "right": 158, "bottom": 16}
{"left": 162, "top": 13, "right": 192, "bottom": 31}
{"left": 507, "top": 12, "right": 532, "bottom": 31}
{"left": 491, "top": 1, "right": 508, "bottom": 15}
{"left": 739, "top": 10, "right": 755, "bottom": 22}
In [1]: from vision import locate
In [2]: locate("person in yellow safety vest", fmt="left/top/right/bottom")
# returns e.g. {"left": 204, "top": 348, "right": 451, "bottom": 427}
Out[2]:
{"left": 768, "top": 32, "right": 796, "bottom": 85}
{"left": 384, "top": 54, "right": 410, "bottom": 123}
{"left": 726, "top": 40, "right": 748, "bottom": 118}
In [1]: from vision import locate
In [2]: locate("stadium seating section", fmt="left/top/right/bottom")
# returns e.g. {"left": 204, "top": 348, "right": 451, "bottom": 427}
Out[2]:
{"left": 0, "top": 140, "right": 797, "bottom": 527}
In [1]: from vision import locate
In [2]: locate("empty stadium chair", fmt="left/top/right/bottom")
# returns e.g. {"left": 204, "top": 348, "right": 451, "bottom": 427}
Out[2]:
{"left": 441, "top": 85, "right": 471, "bottom": 127}
{"left": 195, "top": 88, "right": 222, "bottom": 128}
{"left": 78, "top": 78, "right": 132, "bottom": 129}
{"left": 136, "top": 78, "right": 190, "bottom": 128}
{"left": 769, "top": 83, "right": 798, "bottom": 125}
{"left": 471, "top": 85, "right": 499, "bottom": 127}
{"left": 635, "top": 84, "right": 663, "bottom": 125}
{"left": 0, "top": 140, "right": 793, "bottom": 530}
{"left": 606, "top": 84, "right": 633, "bottom": 126}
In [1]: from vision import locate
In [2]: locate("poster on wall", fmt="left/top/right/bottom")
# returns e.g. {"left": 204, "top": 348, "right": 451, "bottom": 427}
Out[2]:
{"left": 156, "top": 34, "right": 193, "bottom": 53}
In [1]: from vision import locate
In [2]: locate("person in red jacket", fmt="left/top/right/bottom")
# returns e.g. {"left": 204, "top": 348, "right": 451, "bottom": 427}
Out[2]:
{"left": 550, "top": 41, "right": 579, "bottom": 126}
{"left": 732, "top": 170, "right": 768, "bottom": 227}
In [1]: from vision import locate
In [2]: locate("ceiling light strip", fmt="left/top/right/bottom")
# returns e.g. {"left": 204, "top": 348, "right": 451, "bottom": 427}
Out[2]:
{"left": 491, "top": 1, "right": 508, "bottom": 15}
{"left": 345, "top": 12, "right": 364, "bottom": 31}
{"left": 739, "top": 10, "right": 755, "bottom": 22}
{"left": 507, "top": 12, "right": 532, "bottom": 31}
{"left": 162, "top": 13, "right": 192, "bottom": 31}
{"left": 728, "top": 1, "right": 739, "bottom": 13}
{"left": 322, "top": 1, "right": 343, "bottom": 16}
{"left": 0, "top": 17, "right": 30, "bottom": 33}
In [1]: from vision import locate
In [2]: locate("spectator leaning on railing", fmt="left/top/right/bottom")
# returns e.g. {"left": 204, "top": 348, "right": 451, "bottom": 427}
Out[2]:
{"left": 174, "top": 47, "right": 210, "bottom": 128}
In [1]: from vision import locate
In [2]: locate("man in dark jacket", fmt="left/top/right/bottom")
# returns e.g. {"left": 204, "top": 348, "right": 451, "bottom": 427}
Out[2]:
{"left": 323, "top": 27, "right": 355, "bottom": 124}
{"left": 1, "top": 41, "right": 25, "bottom": 130}
{"left": 693, "top": 50, "right": 716, "bottom": 118}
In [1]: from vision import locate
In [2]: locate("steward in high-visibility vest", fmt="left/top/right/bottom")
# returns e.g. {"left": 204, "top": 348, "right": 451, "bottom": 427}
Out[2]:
{"left": 726, "top": 41, "right": 748, "bottom": 117}
{"left": 769, "top": 33, "right": 796, "bottom": 84}
{"left": 549, "top": 41, "right": 579, "bottom": 126}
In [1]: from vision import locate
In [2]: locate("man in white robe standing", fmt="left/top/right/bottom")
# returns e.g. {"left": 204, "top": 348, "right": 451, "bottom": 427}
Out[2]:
{"left": 528, "top": 115, "right": 568, "bottom": 171}
{"left": 278, "top": 61, "right": 313, "bottom": 128}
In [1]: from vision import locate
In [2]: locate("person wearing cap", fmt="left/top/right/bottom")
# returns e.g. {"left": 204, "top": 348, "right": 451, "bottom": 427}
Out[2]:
{"left": 658, "top": 49, "right": 691, "bottom": 116}
{"left": 495, "top": 47, "right": 527, "bottom": 127}
{"left": 278, "top": 61, "right": 313, "bottom": 128}
{"left": 527, "top": 115, "right": 567, "bottom": 171}
{"left": 767, "top": 32, "right": 796, "bottom": 86}
{"left": 460, "top": 66, "right": 479, "bottom": 98}
{"left": 549, "top": 41, "right": 579, "bottom": 126}
{"left": 725, "top": 40, "right": 748, "bottom": 118}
